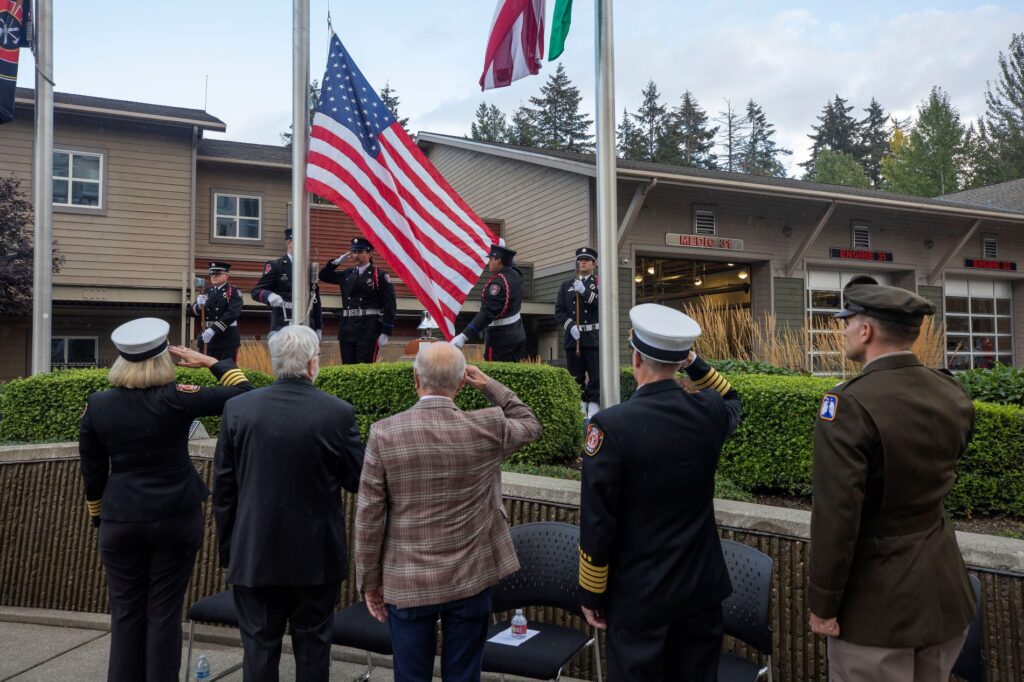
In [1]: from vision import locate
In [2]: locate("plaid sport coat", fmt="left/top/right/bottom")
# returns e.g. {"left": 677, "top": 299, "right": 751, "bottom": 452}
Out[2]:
{"left": 355, "top": 379, "right": 542, "bottom": 608}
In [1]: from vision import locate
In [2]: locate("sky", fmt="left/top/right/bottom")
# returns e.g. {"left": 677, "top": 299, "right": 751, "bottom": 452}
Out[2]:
{"left": 14, "top": 1, "right": 1023, "bottom": 175}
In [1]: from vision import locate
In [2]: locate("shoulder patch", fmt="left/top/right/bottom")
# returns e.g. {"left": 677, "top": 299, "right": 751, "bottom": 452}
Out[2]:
{"left": 584, "top": 423, "right": 605, "bottom": 456}
{"left": 263, "top": 262, "right": 273, "bottom": 274}
{"left": 176, "top": 384, "right": 201, "bottom": 394}
{"left": 819, "top": 394, "right": 839, "bottom": 421}
{"left": 488, "top": 283, "right": 501, "bottom": 295}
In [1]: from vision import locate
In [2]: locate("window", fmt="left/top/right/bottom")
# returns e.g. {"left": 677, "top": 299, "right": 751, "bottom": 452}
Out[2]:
{"left": 693, "top": 207, "right": 716, "bottom": 236}
{"left": 53, "top": 150, "right": 102, "bottom": 208}
{"left": 806, "top": 270, "right": 892, "bottom": 375}
{"left": 214, "top": 193, "right": 262, "bottom": 240}
{"left": 944, "top": 277, "right": 1013, "bottom": 370}
{"left": 851, "top": 223, "right": 871, "bottom": 249}
{"left": 982, "top": 235, "right": 998, "bottom": 259}
{"left": 51, "top": 336, "right": 99, "bottom": 368}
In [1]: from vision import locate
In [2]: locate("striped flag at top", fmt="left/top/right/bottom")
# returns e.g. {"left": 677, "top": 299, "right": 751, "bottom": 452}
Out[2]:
{"left": 479, "top": 0, "right": 545, "bottom": 90}
{"left": 305, "top": 33, "right": 498, "bottom": 340}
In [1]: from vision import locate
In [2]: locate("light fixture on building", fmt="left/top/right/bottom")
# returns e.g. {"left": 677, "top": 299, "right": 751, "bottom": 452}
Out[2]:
{"left": 738, "top": 270, "right": 749, "bottom": 280}
{"left": 647, "top": 265, "right": 655, "bottom": 275}
{"left": 694, "top": 275, "right": 703, "bottom": 286}
{"left": 634, "top": 273, "right": 643, "bottom": 283}
{"left": 727, "top": 262, "right": 735, "bottom": 267}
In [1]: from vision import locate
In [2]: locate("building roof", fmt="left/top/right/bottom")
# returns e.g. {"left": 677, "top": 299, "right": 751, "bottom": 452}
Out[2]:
{"left": 197, "top": 139, "right": 292, "bottom": 167}
{"left": 940, "top": 178, "right": 1024, "bottom": 212}
{"left": 416, "top": 132, "right": 1024, "bottom": 224}
{"left": 14, "top": 88, "right": 225, "bottom": 131}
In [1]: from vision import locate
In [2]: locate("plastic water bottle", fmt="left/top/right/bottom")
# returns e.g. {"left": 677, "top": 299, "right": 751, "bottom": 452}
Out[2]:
{"left": 195, "top": 654, "right": 211, "bottom": 681}
{"left": 511, "top": 609, "right": 528, "bottom": 639}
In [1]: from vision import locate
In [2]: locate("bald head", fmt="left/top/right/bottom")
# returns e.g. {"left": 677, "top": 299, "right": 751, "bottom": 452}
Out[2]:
{"left": 413, "top": 342, "right": 466, "bottom": 398}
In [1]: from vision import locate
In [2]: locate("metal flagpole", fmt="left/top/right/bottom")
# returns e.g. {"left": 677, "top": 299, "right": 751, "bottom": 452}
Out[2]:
{"left": 290, "top": 0, "right": 310, "bottom": 326}
{"left": 595, "top": 0, "right": 620, "bottom": 407}
{"left": 31, "top": 0, "right": 54, "bottom": 375}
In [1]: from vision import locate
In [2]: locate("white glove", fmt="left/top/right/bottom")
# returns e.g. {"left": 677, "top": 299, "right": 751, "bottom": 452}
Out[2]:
{"left": 196, "top": 294, "right": 208, "bottom": 306}
{"left": 450, "top": 333, "right": 468, "bottom": 349}
{"left": 201, "top": 328, "right": 215, "bottom": 344}
{"left": 334, "top": 252, "right": 352, "bottom": 265}
{"left": 377, "top": 334, "right": 389, "bottom": 347}
{"left": 573, "top": 279, "right": 586, "bottom": 294}
{"left": 316, "top": 329, "right": 323, "bottom": 341}
{"left": 267, "top": 293, "right": 284, "bottom": 307}
{"left": 569, "top": 325, "right": 581, "bottom": 341}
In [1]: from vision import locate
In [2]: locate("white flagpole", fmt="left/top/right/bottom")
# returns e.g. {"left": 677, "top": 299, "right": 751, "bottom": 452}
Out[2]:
{"left": 291, "top": 0, "right": 310, "bottom": 326}
{"left": 31, "top": 0, "right": 54, "bottom": 375}
{"left": 595, "top": 0, "right": 620, "bottom": 407}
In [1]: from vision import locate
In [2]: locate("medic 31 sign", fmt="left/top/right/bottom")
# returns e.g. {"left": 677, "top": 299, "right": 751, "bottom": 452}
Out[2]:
{"left": 665, "top": 233, "right": 745, "bottom": 251}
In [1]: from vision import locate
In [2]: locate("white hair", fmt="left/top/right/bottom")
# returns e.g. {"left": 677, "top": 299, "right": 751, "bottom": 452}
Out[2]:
{"left": 268, "top": 325, "right": 319, "bottom": 379}
{"left": 413, "top": 342, "right": 466, "bottom": 396}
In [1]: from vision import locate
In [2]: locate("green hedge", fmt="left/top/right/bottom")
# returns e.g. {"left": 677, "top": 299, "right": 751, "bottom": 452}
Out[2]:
{"left": 957, "top": 363, "right": 1024, "bottom": 407}
{"left": 0, "top": 367, "right": 274, "bottom": 442}
{"left": 316, "top": 361, "right": 582, "bottom": 466}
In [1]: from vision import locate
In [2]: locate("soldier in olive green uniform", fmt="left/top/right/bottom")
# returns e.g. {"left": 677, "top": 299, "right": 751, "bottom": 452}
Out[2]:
{"left": 808, "top": 276, "right": 975, "bottom": 681}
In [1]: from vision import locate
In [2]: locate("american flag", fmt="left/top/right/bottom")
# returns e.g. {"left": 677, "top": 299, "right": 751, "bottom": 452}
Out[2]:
{"left": 305, "top": 33, "right": 497, "bottom": 340}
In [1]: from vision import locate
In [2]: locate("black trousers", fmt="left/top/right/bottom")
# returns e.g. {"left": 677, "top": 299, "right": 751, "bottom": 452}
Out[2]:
{"left": 566, "top": 345, "right": 600, "bottom": 403}
{"left": 340, "top": 315, "right": 381, "bottom": 364}
{"left": 484, "top": 339, "right": 526, "bottom": 362}
{"left": 606, "top": 605, "right": 723, "bottom": 682}
{"left": 207, "top": 345, "right": 239, "bottom": 362}
{"left": 233, "top": 582, "right": 340, "bottom": 682}
{"left": 99, "top": 507, "right": 203, "bottom": 682}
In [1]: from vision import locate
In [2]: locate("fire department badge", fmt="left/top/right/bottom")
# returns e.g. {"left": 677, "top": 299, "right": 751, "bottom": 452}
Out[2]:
{"left": 176, "top": 384, "right": 200, "bottom": 393}
{"left": 488, "top": 284, "right": 501, "bottom": 295}
{"left": 584, "top": 423, "right": 604, "bottom": 456}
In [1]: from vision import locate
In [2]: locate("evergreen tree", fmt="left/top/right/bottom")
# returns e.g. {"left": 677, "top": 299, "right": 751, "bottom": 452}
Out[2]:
{"left": 714, "top": 99, "right": 748, "bottom": 172}
{"left": 527, "top": 63, "right": 593, "bottom": 152}
{"left": 666, "top": 91, "right": 719, "bottom": 169}
{"left": 629, "top": 80, "right": 672, "bottom": 161}
{"left": 806, "top": 150, "right": 872, "bottom": 188}
{"left": 617, "top": 107, "right": 646, "bottom": 160}
{"left": 983, "top": 32, "right": 1024, "bottom": 181}
{"left": 379, "top": 82, "right": 410, "bottom": 132}
{"left": 280, "top": 80, "right": 321, "bottom": 145}
{"left": 882, "top": 87, "right": 965, "bottom": 196}
{"left": 470, "top": 102, "right": 509, "bottom": 142}
{"left": 0, "top": 176, "right": 64, "bottom": 317}
{"left": 802, "top": 94, "right": 860, "bottom": 175}
{"left": 507, "top": 106, "right": 540, "bottom": 147}
{"left": 857, "top": 98, "right": 889, "bottom": 188}
{"left": 881, "top": 123, "right": 917, "bottom": 195}
{"left": 737, "top": 100, "right": 791, "bottom": 177}
{"left": 961, "top": 119, "right": 1007, "bottom": 190}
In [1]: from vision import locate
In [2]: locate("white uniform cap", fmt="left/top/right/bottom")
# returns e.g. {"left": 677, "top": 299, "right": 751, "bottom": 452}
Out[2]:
{"left": 111, "top": 318, "right": 170, "bottom": 362}
{"left": 629, "top": 303, "right": 701, "bottom": 362}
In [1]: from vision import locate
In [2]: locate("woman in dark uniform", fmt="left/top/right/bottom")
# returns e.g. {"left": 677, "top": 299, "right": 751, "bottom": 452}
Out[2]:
{"left": 78, "top": 317, "right": 254, "bottom": 682}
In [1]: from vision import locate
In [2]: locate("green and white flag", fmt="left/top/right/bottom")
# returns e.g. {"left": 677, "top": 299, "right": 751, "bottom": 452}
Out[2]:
{"left": 548, "top": 0, "right": 573, "bottom": 60}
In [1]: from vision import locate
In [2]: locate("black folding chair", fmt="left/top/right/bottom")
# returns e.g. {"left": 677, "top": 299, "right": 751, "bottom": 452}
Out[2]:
{"left": 481, "top": 521, "right": 603, "bottom": 682}
{"left": 953, "top": 574, "right": 986, "bottom": 682}
{"left": 184, "top": 589, "right": 243, "bottom": 681}
{"left": 718, "top": 539, "right": 774, "bottom": 682}
{"left": 331, "top": 601, "right": 393, "bottom": 682}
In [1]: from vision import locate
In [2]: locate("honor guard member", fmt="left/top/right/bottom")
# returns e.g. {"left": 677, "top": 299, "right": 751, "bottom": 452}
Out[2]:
{"left": 555, "top": 247, "right": 600, "bottom": 420}
{"left": 318, "top": 237, "right": 397, "bottom": 364}
{"left": 808, "top": 277, "right": 976, "bottom": 680}
{"left": 450, "top": 244, "right": 526, "bottom": 361}
{"left": 251, "top": 228, "right": 324, "bottom": 339}
{"left": 578, "top": 304, "right": 741, "bottom": 682}
{"left": 188, "top": 261, "right": 243, "bottom": 362}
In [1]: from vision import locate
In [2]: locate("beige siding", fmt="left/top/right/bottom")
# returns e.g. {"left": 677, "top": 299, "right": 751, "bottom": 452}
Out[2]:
{"left": 0, "top": 114, "right": 194, "bottom": 290}
{"left": 0, "top": 320, "right": 31, "bottom": 382}
{"left": 426, "top": 145, "right": 590, "bottom": 270}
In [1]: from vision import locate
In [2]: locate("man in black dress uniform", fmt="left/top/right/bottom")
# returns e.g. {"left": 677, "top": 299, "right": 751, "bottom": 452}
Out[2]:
{"left": 554, "top": 247, "right": 600, "bottom": 420}
{"left": 318, "top": 237, "right": 397, "bottom": 364}
{"left": 251, "top": 228, "right": 323, "bottom": 339}
{"left": 578, "top": 304, "right": 742, "bottom": 681}
{"left": 450, "top": 244, "right": 525, "bottom": 362}
{"left": 188, "top": 261, "right": 243, "bottom": 362}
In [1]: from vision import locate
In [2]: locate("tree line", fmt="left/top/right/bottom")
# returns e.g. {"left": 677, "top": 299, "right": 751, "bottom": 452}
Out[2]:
{"left": 468, "top": 32, "right": 1024, "bottom": 197}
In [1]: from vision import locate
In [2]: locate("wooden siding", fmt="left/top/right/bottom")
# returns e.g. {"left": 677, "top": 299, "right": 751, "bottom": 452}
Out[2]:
{"left": 918, "top": 285, "right": 944, "bottom": 322}
{"left": 425, "top": 145, "right": 591, "bottom": 270}
{"left": 0, "top": 114, "right": 194, "bottom": 290}
{"left": 774, "top": 278, "right": 805, "bottom": 330}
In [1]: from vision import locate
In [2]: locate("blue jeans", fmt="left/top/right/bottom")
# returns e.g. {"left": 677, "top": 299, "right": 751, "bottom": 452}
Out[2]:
{"left": 387, "top": 588, "right": 492, "bottom": 682}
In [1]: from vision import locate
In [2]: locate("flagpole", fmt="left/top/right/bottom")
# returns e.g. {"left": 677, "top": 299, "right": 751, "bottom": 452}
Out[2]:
{"left": 31, "top": 0, "right": 54, "bottom": 375}
{"left": 595, "top": 0, "right": 619, "bottom": 408}
{"left": 290, "top": 0, "right": 310, "bottom": 327}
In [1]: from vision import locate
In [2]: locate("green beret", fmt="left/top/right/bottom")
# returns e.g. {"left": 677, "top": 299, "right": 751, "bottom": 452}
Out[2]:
{"left": 834, "top": 283, "right": 936, "bottom": 325}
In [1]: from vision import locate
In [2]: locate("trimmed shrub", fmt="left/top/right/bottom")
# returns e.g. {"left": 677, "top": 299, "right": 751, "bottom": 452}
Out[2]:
{"left": 317, "top": 361, "right": 582, "bottom": 466}
{"left": 0, "top": 367, "right": 273, "bottom": 442}
{"left": 957, "top": 363, "right": 1024, "bottom": 407}
{"left": 706, "top": 359, "right": 799, "bottom": 376}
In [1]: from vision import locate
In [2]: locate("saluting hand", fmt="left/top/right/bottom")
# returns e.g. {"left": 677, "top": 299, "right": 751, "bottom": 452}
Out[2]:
{"left": 335, "top": 251, "right": 353, "bottom": 265}
{"left": 169, "top": 345, "right": 217, "bottom": 368}
{"left": 464, "top": 365, "right": 491, "bottom": 390}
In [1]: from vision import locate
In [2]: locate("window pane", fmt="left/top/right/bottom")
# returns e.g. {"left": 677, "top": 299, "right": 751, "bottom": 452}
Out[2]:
{"left": 50, "top": 338, "right": 66, "bottom": 364}
{"left": 944, "top": 296, "right": 969, "bottom": 314}
{"left": 972, "top": 318, "right": 995, "bottom": 334}
{"left": 811, "top": 354, "right": 842, "bottom": 374}
{"left": 239, "top": 198, "right": 260, "bottom": 217}
{"left": 996, "top": 336, "right": 1012, "bottom": 353}
{"left": 810, "top": 312, "right": 837, "bottom": 331}
{"left": 239, "top": 219, "right": 260, "bottom": 239}
{"left": 976, "top": 354, "right": 997, "bottom": 369}
{"left": 945, "top": 316, "right": 969, "bottom": 333}
{"left": 68, "top": 339, "right": 97, "bottom": 364}
{"left": 996, "top": 299, "right": 1010, "bottom": 316}
{"left": 215, "top": 217, "right": 236, "bottom": 237}
{"left": 947, "top": 354, "right": 970, "bottom": 370}
{"left": 53, "top": 152, "right": 69, "bottom": 177}
{"left": 216, "top": 195, "right": 236, "bottom": 216}
{"left": 72, "top": 154, "right": 100, "bottom": 180}
{"left": 971, "top": 297, "right": 994, "bottom": 315}
{"left": 810, "top": 291, "right": 841, "bottom": 309}
{"left": 52, "top": 179, "right": 68, "bottom": 204}
{"left": 997, "top": 317, "right": 1012, "bottom": 334}
{"left": 946, "top": 335, "right": 968, "bottom": 353}
{"left": 973, "top": 335, "right": 995, "bottom": 352}
{"left": 998, "top": 355, "right": 1013, "bottom": 367}
{"left": 71, "top": 181, "right": 100, "bottom": 206}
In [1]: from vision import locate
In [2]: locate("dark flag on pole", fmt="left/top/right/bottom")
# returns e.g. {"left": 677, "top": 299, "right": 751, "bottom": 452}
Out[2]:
{"left": 0, "top": 0, "right": 30, "bottom": 124}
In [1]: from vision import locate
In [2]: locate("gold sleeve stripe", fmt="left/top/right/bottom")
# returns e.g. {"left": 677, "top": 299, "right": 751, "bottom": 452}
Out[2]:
{"left": 578, "top": 569, "right": 607, "bottom": 593}
{"left": 579, "top": 562, "right": 608, "bottom": 581}
{"left": 220, "top": 369, "right": 247, "bottom": 387}
{"left": 85, "top": 499, "right": 102, "bottom": 516}
{"left": 690, "top": 371, "right": 716, "bottom": 389}
{"left": 693, "top": 368, "right": 732, "bottom": 396}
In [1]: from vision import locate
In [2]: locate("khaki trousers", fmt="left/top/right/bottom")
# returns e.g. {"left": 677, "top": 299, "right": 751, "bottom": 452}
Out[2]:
{"left": 828, "top": 629, "right": 968, "bottom": 682}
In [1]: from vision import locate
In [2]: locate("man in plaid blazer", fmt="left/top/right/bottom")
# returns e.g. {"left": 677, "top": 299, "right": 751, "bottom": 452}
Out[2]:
{"left": 355, "top": 343, "right": 542, "bottom": 682}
